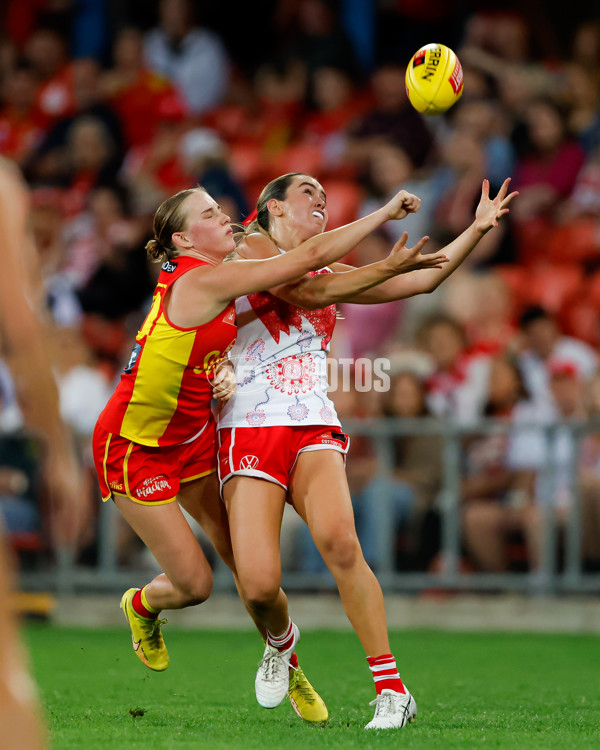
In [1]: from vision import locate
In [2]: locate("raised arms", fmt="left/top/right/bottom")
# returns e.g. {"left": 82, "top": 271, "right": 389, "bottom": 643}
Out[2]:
{"left": 172, "top": 189, "right": 424, "bottom": 324}
{"left": 258, "top": 179, "right": 517, "bottom": 308}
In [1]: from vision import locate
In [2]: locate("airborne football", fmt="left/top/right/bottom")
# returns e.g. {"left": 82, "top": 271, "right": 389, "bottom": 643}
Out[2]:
{"left": 405, "top": 43, "right": 464, "bottom": 115}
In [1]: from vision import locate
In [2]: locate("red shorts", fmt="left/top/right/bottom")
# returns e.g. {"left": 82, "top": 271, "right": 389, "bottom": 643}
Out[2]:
{"left": 93, "top": 417, "right": 217, "bottom": 505}
{"left": 217, "top": 425, "right": 350, "bottom": 491}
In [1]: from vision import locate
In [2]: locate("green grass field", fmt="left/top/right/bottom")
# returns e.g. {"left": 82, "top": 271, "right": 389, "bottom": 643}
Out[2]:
{"left": 24, "top": 626, "right": 600, "bottom": 750}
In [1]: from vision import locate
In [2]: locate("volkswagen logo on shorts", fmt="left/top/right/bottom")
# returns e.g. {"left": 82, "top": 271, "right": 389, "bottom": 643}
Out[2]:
{"left": 240, "top": 454, "right": 259, "bottom": 470}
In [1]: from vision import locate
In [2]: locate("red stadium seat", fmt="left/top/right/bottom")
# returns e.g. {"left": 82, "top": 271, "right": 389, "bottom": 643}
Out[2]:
{"left": 546, "top": 219, "right": 599, "bottom": 264}
{"left": 228, "top": 143, "right": 267, "bottom": 184}
{"left": 272, "top": 143, "right": 324, "bottom": 178}
{"left": 559, "top": 301, "right": 600, "bottom": 347}
{"left": 495, "top": 265, "right": 529, "bottom": 310}
{"left": 524, "top": 264, "right": 584, "bottom": 313}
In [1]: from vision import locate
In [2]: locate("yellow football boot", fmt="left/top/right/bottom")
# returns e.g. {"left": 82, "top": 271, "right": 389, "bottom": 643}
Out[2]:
{"left": 287, "top": 665, "right": 329, "bottom": 723}
{"left": 120, "top": 588, "right": 169, "bottom": 672}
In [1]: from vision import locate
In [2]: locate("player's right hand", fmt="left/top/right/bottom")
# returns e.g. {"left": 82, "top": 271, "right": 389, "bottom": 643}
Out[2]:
{"left": 383, "top": 232, "right": 448, "bottom": 273}
{"left": 384, "top": 190, "right": 422, "bottom": 221}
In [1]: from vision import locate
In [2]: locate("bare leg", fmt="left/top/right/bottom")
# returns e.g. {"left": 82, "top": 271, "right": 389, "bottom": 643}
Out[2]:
{"left": 0, "top": 536, "right": 46, "bottom": 750}
{"left": 222, "top": 476, "right": 290, "bottom": 636}
{"left": 290, "top": 451, "right": 390, "bottom": 656}
{"left": 178, "top": 474, "right": 268, "bottom": 639}
{"left": 463, "top": 501, "right": 507, "bottom": 572}
{"left": 113, "top": 494, "right": 213, "bottom": 610}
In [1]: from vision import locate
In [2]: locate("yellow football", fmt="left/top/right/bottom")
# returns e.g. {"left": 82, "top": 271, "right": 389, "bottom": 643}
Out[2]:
{"left": 405, "top": 43, "right": 464, "bottom": 115}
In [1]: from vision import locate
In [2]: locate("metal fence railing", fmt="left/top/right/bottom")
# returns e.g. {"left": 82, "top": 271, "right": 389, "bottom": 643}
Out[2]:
{"left": 12, "top": 418, "right": 600, "bottom": 595}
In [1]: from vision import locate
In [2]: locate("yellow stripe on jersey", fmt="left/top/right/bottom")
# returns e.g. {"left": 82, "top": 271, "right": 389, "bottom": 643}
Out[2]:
{"left": 119, "top": 313, "right": 197, "bottom": 445}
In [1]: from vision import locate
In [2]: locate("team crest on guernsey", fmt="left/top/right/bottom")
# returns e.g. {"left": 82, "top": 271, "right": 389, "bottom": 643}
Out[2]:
{"left": 222, "top": 307, "right": 236, "bottom": 326}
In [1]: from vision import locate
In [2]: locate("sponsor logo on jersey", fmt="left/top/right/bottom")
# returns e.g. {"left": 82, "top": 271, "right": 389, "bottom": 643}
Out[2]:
{"left": 162, "top": 260, "right": 178, "bottom": 273}
{"left": 240, "top": 454, "right": 259, "bottom": 470}
{"left": 135, "top": 475, "right": 172, "bottom": 499}
{"left": 124, "top": 342, "right": 141, "bottom": 374}
{"left": 331, "top": 431, "right": 348, "bottom": 443}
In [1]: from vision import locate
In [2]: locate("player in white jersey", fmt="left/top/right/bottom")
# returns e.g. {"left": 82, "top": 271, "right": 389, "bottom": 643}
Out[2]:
{"left": 218, "top": 172, "right": 517, "bottom": 730}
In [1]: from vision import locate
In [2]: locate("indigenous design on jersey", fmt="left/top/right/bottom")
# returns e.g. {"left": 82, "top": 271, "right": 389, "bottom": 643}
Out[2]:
{"left": 246, "top": 281, "right": 336, "bottom": 350}
{"left": 219, "top": 268, "right": 340, "bottom": 429}
{"left": 265, "top": 353, "right": 318, "bottom": 394}
{"left": 99, "top": 256, "right": 236, "bottom": 446}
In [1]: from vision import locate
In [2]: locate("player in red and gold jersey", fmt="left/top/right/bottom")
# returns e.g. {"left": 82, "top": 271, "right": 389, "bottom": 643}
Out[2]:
{"left": 92, "top": 184, "right": 433, "bottom": 720}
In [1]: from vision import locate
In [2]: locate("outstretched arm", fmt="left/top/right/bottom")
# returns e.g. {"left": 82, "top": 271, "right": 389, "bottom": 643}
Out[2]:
{"left": 262, "top": 179, "right": 517, "bottom": 309}
{"left": 345, "top": 178, "right": 518, "bottom": 303}
{"left": 182, "top": 189, "right": 423, "bottom": 320}
{"left": 266, "top": 233, "right": 448, "bottom": 310}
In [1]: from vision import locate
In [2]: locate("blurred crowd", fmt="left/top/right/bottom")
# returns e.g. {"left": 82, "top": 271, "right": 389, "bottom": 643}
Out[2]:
{"left": 1, "top": 0, "right": 600, "bottom": 580}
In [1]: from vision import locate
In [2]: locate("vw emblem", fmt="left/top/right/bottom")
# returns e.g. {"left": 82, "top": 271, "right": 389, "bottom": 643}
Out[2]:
{"left": 240, "top": 454, "right": 259, "bottom": 470}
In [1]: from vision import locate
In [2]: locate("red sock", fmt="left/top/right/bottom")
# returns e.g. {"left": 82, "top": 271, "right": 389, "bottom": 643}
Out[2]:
{"left": 289, "top": 652, "right": 299, "bottom": 670}
{"left": 367, "top": 653, "right": 406, "bottom": 695}
{"left": 267, "top": 620, "right": 296, "bottom": 652}
{"left": 132, "top": 588, "right": 158, "bottom": 619}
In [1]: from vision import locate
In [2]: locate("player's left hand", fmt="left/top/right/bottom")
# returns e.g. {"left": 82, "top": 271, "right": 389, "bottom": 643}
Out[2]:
{"left": 474, "top": 178, "right": 519, "bottom": 235}
{"left": 211, "top": 360, "right": 237, "bottom": 402}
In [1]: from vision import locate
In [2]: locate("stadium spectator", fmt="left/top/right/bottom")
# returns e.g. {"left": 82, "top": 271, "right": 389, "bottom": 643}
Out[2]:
{"left": 511, "top": 98, "right": 585, "bottom": 259}
{"left": 444, "top": 270, "right": 519, "bottom": 351}
{"left": 345, "top": 62, "right": 433, "bottom": 173}
{"left": 459, "top": 12, "right": 557, "bottom": 113}
{"left": 101, "top": 27, "right": 187, "bottom": 149}
{"left": 561, "top": 63, "right": 600, "bottom": 154}
{"left": 417, "top": 312, "right": 496, "bottom": 424}
{"left": 359, "top": 140, "right": 438, "bottom": 246}
{"left": 24, "top": 29, "right": 73, "bottom": 125}
{"left": 51, "top": 325, "right": 112, "bottom": 440}
{"left": 29, "top": 186, "right": 83, "bottom": 327}
{"left": 0, "top": 63, "right": 47, "bottom": 166}
{"left": 143, "top": 0, "right": 230, "bottom": 116}
{"left": 462, "top": 355, "right": 541, "bottom": 572}
{"left": 337, "top": 233, "right": 405, "bottom": 358}
{"left": 73, "top": 185, "right": 153, "bottom": 323}
{"left": 299, "top": 65, "right": 368, "bottom": 172}
{"left": 360, "top": 369, "right": 444, "bottom": 571}
{"left": 274, "top": 0, "right": 360, "bottom": 78}
{"left": 121, "top": 95, "right": 190, "bottom": 207}
{"left": 178, "top": 128, "right": 249, "bottom": 222}
{"left": 28, "top": 58, "right": 124, "bottom": 187}
{"left": 517, "top": 306, "right": 599, "bottom": 409}
{"left": 251, "top": 60, "right": 307, "bottom": 154}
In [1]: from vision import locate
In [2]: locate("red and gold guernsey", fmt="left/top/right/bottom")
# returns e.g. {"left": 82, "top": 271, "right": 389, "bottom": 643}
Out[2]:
{"left": 99, "top": 256, "right": 236, "bottom": 447}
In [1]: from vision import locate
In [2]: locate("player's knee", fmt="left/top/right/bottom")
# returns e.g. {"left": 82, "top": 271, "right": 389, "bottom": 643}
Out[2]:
{"left": 244, "top": 579, "right": 281, "bottom": 614}
{"left": 176, "top": 571, "right": 213, "bottom": 605}
{"left": 320, "top": 529, "right": 360, "bottom": 571}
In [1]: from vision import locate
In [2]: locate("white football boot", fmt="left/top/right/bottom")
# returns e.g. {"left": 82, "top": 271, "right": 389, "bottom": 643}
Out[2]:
{"left": 364, "top": 688, "right": 417, "bottom": 730}
{"left": 255, "top": 623, "right": 300, "bottom": 708}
